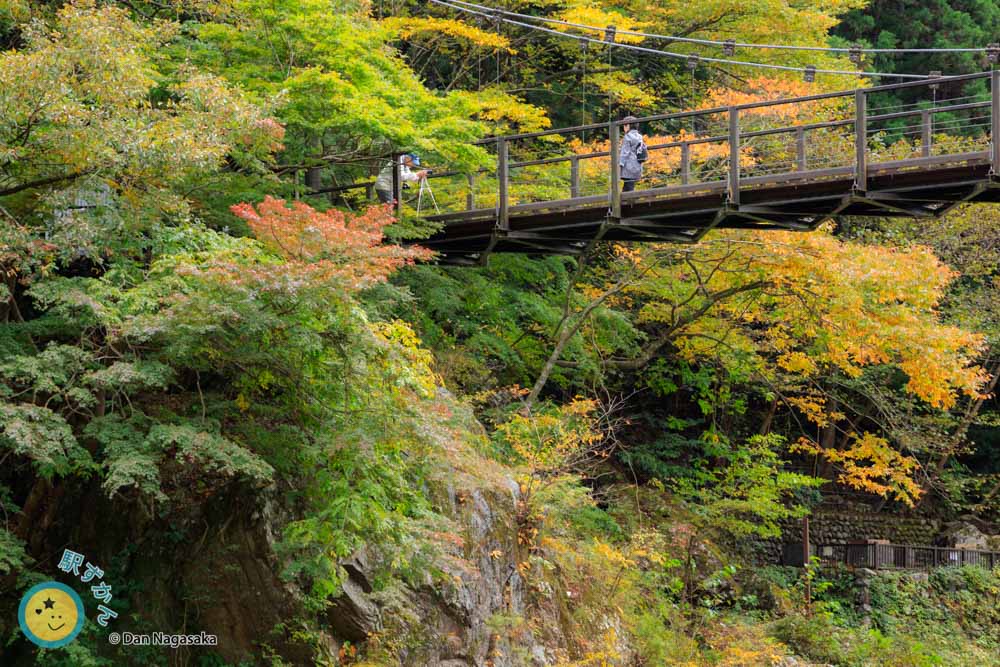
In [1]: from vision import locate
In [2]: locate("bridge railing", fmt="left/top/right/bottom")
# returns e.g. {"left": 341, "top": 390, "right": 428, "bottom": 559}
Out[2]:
{"left": 812, "top": 542, "right": 1000, "bottom": 571}
{"left": 318, "top": 71, "right": 997, "bottom": 225}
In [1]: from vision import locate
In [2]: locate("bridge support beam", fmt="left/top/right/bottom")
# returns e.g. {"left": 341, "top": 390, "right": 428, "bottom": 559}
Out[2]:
{"left": 855, "top": 192, "right": 938, "bottom": 218}
{"left": 618, "top": 219, "right": 702, "bottom": 242}
{"left": 477, "top": 138, "right": 511, "bottom": 266}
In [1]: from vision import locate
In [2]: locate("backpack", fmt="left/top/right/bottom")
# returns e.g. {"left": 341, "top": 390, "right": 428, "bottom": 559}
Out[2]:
{"left": 635, "top": 140, "right": 648, "bottom": 163}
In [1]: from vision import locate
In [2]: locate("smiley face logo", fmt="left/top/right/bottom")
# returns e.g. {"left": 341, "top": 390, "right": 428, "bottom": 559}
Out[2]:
{"left": 18, "top": 582, "right": 85, "bottom": 648}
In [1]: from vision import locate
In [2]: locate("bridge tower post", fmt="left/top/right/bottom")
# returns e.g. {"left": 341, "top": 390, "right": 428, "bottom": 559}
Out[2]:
{"left": 921, "top": 110, "right": 932, "bottom": 158}
{"left": 992, "top": 69, "right": 1000, "bottom": 173}
{"left": 795, "top": 127, "right": 807, "bottom": 172}
{"left": 728, "top": 107, "right": 740, "bottom": 206}
{"left": 854, "top": 90, "right": 867, "bottom": 192}
{"left": 609, "top": 120, "right": 621, "bottom": 219}
{"left": 497, "top": 138, "right": 509, "bottom": 231}
{"left": 570, "top": 157, "right": 580, "bottom": 199}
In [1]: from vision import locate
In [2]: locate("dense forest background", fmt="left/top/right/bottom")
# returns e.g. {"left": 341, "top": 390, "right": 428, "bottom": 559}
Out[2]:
{"left": 2, "top": 0, "right": 1000, "bottom": 665}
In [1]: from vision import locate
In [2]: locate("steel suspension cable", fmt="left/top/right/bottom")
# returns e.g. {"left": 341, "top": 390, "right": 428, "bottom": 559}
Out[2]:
{"left": 441, "top": 0, "right": 986, "bottom": 55}
{"left": 430, "top": 0, "right": 941, "bottom": 80}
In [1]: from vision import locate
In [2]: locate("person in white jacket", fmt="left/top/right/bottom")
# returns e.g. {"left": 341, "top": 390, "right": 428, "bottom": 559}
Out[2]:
{"left": 374, "top": 153, "right": 428, "bottom": 204}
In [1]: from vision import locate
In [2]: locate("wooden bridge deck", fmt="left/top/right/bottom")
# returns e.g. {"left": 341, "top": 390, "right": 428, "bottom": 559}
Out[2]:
{"left": 422, "top": 152, "right": 1000, "bottom": 262}
{"left": 325, "top": 71, "right": 1000, "bottom": 264}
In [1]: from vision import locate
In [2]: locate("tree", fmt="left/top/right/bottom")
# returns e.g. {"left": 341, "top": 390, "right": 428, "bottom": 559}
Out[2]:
{"left": 840, "top": 205, "right": 1000, "bottom": 504}
{"left": 0, "top": 0, "right": 282, "bottom": 227}
{"left": 183, "top": 0, "right": 546, "bottom": 203}
{"left": 834, "top": 0, "right": 1000, "bottom": 105}
{"left": 404, "top": 0, "right": 866, "bottom": 131}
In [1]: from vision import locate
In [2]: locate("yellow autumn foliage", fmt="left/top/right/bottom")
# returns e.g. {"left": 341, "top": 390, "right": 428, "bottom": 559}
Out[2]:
{"left": 554, "top": 6, "right": 650, "bottom": 45}
{"left": 370, "top": 319, "right": 440, "bottom": 399}
{"left": 382, "top": 16, "right": 513, "bottom": 51}
{"left": 793, "top": 432, "right": 923, "bottom": 506}
{"left": 634, "top": 230, "right": 987, "bottom": 410}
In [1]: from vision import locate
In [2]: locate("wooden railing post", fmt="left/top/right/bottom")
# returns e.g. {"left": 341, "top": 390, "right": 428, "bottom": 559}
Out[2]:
{"left": 728, "top": 107, "right": 740, "bottom": 206}
{"left": 497, "top": 139, "right": 509, "bottom": 231}
{"left": 855, "top": 89, "right": 867, "bottom": 191}
{"left": 609, "top": 120, "right": 621, "bottom": 219}
{"left": 570, "top": 156, "right": 580, "bottom": 198}
{"left": 796, "top": 127, "right": 806, "bottom": 171}
{"left": 680, "top": 143, "right": 691, "bottom": 184}
{"left": 392, "top": 153, "right": 402, "bottom": 218}
{"left": 921, "top": 110, "right": 932, "bottom": 158}
{"left": 992, "top": 68, "right": 1000, "bottom": 172}
{"left": 466, "top": 173, "right": 475, "bottom": 210}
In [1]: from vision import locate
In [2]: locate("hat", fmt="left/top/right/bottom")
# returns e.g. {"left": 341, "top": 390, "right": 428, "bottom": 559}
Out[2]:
{"left": 404, "top": 153, "right": 421, "bottom": 166}
{"left": 622, "top": 115, "right": 640, "bottom": 124}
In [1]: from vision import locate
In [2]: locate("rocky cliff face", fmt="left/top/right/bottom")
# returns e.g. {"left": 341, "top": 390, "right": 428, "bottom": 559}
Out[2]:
{"left": 2, "top": 404, "right": 566, "bottom": 667}
{"left": 166, "top": 410, "right": 557, "bottom": 665}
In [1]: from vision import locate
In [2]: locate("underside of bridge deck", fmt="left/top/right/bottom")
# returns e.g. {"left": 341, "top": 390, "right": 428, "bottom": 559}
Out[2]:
{"left": 422, "top": 155, "right": 1000, "bottom": 265}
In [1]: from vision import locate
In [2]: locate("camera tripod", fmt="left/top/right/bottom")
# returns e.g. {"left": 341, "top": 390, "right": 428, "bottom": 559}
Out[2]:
{"left": 415, "top": 175, "right": 440, "bottom": 215}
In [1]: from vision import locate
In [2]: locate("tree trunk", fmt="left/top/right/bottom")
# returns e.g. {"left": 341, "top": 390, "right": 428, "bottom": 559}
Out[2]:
{"left": 759, "top": 398, "right": 778, "bottom": 435}
{"left": 523, "top": 274, "right": 635, "bottom": 412}
{"left": 931, "top": 358, "right": 1000, "bottom": 479}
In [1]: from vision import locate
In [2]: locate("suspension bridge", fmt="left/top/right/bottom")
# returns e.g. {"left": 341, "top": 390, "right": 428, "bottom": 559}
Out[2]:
{"left": 327, "top": 71, "right": 1000, "bottom": 264}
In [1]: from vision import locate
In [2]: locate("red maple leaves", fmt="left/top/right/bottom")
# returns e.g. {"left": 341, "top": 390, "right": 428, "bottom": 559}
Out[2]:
{"left": 230, "top": 196, "right": 433, "bottom": 291}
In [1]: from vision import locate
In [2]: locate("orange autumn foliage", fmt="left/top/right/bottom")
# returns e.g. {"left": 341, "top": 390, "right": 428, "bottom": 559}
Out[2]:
{"left": 230, "top": 196, "right": 433, "bottom": 290}
{"left": 699, "top": 76, "right": 851, "bottom": 124}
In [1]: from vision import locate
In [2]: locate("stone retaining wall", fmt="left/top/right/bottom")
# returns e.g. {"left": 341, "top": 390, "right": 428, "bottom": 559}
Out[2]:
{"left": 792, "top": 511, "right": 941, "bottom": 545}
{"left": 749, "top": 511, "right": 942, "bottom": 564}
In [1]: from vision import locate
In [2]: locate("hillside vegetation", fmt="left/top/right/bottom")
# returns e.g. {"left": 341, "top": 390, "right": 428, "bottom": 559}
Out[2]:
{"left": 2, "top": 0, "right": 999, "bottom": 665}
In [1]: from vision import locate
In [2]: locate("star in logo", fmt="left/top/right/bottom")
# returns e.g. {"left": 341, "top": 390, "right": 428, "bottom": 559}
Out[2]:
{"left": 43, "top": 598, "right": 55, "bottom": 610}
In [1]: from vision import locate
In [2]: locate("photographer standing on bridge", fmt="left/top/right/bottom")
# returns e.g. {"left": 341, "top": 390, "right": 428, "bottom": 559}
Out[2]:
{"left": 619, "top": 116, "right": 648, "bottom": 192}
{"left": 374, "top": 153, "right": 429, "bottom": 204}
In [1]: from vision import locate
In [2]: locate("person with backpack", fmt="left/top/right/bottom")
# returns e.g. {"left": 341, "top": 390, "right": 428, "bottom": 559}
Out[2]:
{"left": 619, "top": 115, "right": 647, "bottom": 192}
